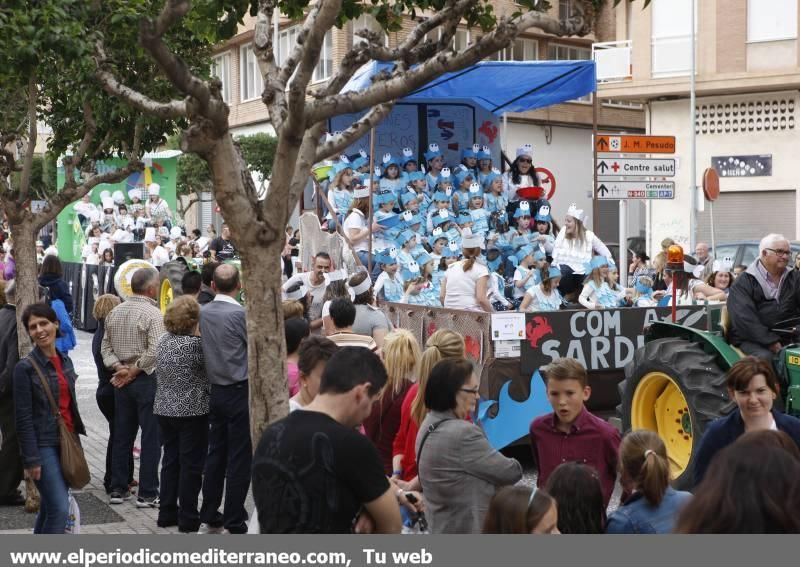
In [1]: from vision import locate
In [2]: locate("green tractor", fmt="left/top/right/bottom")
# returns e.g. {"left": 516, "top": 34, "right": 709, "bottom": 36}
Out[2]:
{"left": 619, "top": 311, "right": 800, "bottom": 489}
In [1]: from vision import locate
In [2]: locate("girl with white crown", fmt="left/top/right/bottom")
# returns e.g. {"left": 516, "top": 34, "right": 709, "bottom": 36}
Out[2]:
{"left": 551, "top": 203, "right": 612, "bottom": 301}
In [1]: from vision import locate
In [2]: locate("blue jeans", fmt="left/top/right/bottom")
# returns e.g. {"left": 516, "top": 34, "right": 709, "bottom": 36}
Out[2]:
{"left": 200, "top": 382, "right": 251, "bottom": 534}
{"left": 158, "top": 415, "right": 208, "bottom": 532}
{"left": 112, "top": 373, "right": 161, "bottom": 497}
{"left": 33, "top": 446, "right": 69, "bottom": 534}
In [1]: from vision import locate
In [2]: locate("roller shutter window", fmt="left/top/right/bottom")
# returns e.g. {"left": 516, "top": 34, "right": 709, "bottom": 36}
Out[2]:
{"left": 696, "top": 190, "right": 796, "bottom": 245}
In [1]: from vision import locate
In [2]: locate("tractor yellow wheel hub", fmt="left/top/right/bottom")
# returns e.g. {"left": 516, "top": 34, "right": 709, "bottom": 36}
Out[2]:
{"left": 159, "top": 278, "right": 173, "bottom": 314}
{"left": 631, "top": 372, "right": 692, "bottom": 478}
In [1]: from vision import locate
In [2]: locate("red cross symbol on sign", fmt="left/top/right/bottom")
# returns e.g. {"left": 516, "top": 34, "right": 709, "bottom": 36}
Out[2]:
{"left": 611, "top": 162, "right": 620, "bottom": 173}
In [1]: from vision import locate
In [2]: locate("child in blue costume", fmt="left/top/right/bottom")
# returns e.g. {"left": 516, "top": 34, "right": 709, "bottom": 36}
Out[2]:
{"left": 579, "top": 256, "right": 619, "bottom": 309}
{"left": 512, "top": 245, "right": 541, "bottom": 300}
{"left": 396, "top": 229, "right": 418, "bottom": 273}
{"left": 379, "top": 153, "right": 406, "bottom": 198}
{"left": 404, "top": 172, "right": 431, "bottom": 217}
{"left": 483, "top": 170, "right": 508, "bottom": 221}
{"left": 452, "top": 168, "right": 475, "bottom": 212}
{"left": 520, "top": 266, "right": 564, "bottom": 313}
{"left": 373, "top": 249, "right": 405, "bottom": 304}
{"left": 429, "top": 230, "right": 448, "bottom": 263}
{"left": 327, "top": 161, "right": 354, "bottom": 226}
{"left": 402, "top": 212, "right": 428, "bottom": 257}
{"left": 476, "top": 146, "right": 495, "bottom": 186}
{"left": 373, "top": 190, "right": 398, "bottom": 252}
{"left": 532, "top": 201, "right": 556, "bottom": 256}
{"left": 457, "top": 144, "right": 480, "bottom": 178}
{"left": 400, "top": 147, "right": 419, "bottom": 175}
{"left": 424, "top": 143, "right": 444, "bottom": 191}
{"left": 426, "top": 185, "right": 454, "bottom": 233}
{"left": 350, "top": 148, "right": 370, "bottom": 174}
{"left": 468, "top": 183, "right": 490, "bottom": 237}
{"left": 510, "top": 200, "right": 536, "bottom": 250}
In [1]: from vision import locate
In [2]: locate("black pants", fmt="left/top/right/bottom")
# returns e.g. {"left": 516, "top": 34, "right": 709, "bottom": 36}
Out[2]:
{"left": 0, "top": 392, "right": 23, "bottom": 501}
{"left": 157, "top": 415, "right": 209, "bottom": 532}
{"left": 96, "top": 384, "right": 134, "bottom": 493}
{"left": 200, "top": 382, "right": 252, "bottom": 534}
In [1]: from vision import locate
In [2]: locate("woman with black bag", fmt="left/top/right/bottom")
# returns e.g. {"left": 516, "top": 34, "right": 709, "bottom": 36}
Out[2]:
{"left": 13, "top": 303, "right": 87, "bottom": 534}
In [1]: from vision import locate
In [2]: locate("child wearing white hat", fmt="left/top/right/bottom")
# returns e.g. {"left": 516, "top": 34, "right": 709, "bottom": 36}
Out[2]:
{"left": 144, "top": 226, "right": 170, "bottom": 267}
{"left": 146, "top": 183, "right": 173, "bottom": 229}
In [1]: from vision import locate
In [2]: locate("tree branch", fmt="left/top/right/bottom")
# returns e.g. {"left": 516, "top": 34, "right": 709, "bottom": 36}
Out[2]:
{"left": 95, "top": 52, "right": 188, "bottom": 120}
{"left": 287, "top": 122, "right": 327, "bottom": 214}
{"left": 17, "top": 77, "right": 38, "bottom": 203}
{"left": 138, "top": 0, "right": 228, "bottom": 135}
{"left": 314, "top": 101, "right": 395, "bottom": 163}
{"left": 254, "top": 1, "right": 287, "bottom": 132}
{"left": 286, "top": 0, "right": 342, "bottom": 118}
{"left": 307, "top": 10, "right": 557, "bottom": 123}
{"left": 72, "top": 100, "right": 97, "bottom": 167}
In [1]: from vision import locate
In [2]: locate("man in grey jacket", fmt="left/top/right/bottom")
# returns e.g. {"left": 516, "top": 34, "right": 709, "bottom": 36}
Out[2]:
{"left": 198, "top": 264, "right": 250, "bottom": 534}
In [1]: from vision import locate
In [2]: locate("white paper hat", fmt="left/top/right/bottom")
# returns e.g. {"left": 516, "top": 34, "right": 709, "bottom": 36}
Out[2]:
{"left": 148, "top": 183, "right": 160, "bottom": 196}
{"left": 712, "top": 257, "right": 734, "bottom": 273}
{"left": 111, "top": 229, "right": 127, "bottom": 241}
{"left": 100, "top": 190, "right": 111, "bottom": 201}
{"left": 89, "top": 210, "right": 102, "bottom": 223}
{"left": 129, "top": 188, "right": 142, "bottom": 201}
{"left": 170, "top": 226, "right": 183, "bottom": 240}
{"left": 144, "top": 227, "right": 157, "bottom": 242}
{"left": 101, "top": 197, "right": 114, "bottom": 210}
{"left": 462, "top": 233, "right": 485, "bottom": 249}
{"left": 566, "top": 203, "right": 587, "bottom": 224}
{"left": 353, "top": 186, "right": 370, "bottom": 199}
{"left": 284, "top": 284, "right": 308, "bottom": 302}
{"left": 158, "top": 226, "right": 170, "bottom": 237}
{"left": 112, "top": 190, "right": 125, "bottom": 204}
{"left": 516, "top": 144, "right": 533, "bottom": 158}
{"left": 88, "top": 236, "right": 100, "bottom": 245}
{"left": 348, "top": 276, "right": 372, "bottom": 296}
{"left": 324, "top": 269, "right": 349, "bottom": 285}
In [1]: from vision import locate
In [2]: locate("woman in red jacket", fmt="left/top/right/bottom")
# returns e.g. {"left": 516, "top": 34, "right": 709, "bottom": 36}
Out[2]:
{"left": 391, "top": 329, "right": 464, "bottom": 490}
{"left": 364, "top": 330, "right": 420, "bottom": 474}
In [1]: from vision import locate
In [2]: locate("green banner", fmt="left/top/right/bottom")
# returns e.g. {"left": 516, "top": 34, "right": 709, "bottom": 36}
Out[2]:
{"left": 56, "top": 155, "right": 178, "bottom": 262}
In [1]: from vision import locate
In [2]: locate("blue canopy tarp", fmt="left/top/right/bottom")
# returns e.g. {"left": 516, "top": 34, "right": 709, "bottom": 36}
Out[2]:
{"left": 342, "top": 60, "right": 596, "bottom": 115}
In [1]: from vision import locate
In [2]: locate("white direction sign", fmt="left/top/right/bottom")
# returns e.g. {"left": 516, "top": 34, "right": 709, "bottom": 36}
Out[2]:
{"left": 596, "top": 181, "right": 675, "bottom": 200}
{"left": 596, "top": 158, "right": 676, "bottom": 177}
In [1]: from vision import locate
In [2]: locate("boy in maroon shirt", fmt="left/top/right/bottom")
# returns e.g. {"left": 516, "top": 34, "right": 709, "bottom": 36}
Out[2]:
{"left": 529, "top": 358, "right": 620, "bottom": 508}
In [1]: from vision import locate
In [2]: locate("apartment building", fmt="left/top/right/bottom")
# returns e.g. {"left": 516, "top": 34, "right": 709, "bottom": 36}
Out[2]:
{"left": 597, "top": 0, "right": 800, "bottom": 254}
{"left": 210, "top": 1, "right": 645, "bottom": 242}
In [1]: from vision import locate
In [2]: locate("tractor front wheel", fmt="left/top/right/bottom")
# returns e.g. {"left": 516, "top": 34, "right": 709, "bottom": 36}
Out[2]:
{"left": 619, "top": 337, "right": 733, "bottom": 489}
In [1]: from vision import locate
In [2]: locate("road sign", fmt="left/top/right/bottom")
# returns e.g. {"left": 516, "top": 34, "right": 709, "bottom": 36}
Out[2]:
{"left": 596, "top": 158, "right": 675, "bottom": 177}
{"left": 595, "top": 135, "right": 676, "bottom": 154}
{"left": 534, "top": 167, "right": 556, "bottom": 200}
{"left": 596, "top": 181, "right": 675, "bottom": 200}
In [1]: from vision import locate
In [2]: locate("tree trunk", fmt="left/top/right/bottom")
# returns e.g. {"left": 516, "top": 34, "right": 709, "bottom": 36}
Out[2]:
{"left": 10, "top": 219, "right": 37, "bottom": 357}
{"left": 200, "top": 132, "right": 291, "bottom": 445}
{"left": 240, "top": 238, "right": 289, "bottom": 445}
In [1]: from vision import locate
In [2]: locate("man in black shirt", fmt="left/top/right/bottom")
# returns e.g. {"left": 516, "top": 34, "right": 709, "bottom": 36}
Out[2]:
{"left": 209, "top": 224, "right": 236, "bottom": 261}
{"left": 252, "top": 347, "right": 402, "bottom": 533}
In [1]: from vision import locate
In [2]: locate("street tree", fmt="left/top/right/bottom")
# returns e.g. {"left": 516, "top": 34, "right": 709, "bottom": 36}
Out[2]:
{"left": 0, "top": 0, "right": 213, "bottom": 351}
{"left": 96, "top": 0, "right": 643, "bottom": 440}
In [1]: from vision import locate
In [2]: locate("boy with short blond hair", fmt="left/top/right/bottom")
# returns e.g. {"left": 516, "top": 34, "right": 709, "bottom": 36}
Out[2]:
{"left": 529, "top": 358, "right": 620, "bottom": 508}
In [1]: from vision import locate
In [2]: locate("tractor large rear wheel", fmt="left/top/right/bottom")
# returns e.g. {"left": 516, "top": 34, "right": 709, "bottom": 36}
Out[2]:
{"left": 619, "top": 337, "right": 733, "bottom": 489}
{"left": 159, "top": 261, "right": 187, "bottom": 313}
